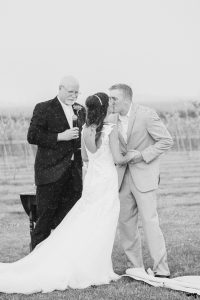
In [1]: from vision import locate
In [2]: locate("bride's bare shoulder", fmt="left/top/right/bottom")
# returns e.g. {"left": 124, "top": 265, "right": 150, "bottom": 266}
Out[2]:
{"left": 83, "top": 125, "right": 96, "bottom": 137}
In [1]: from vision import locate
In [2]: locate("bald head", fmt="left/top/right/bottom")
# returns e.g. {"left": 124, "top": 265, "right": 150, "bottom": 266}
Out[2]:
{"left": 58, "top": 75, "right": 79, "bottom": 105}
{"left": 59, "top": 75, "right": 79, "bottom": 88}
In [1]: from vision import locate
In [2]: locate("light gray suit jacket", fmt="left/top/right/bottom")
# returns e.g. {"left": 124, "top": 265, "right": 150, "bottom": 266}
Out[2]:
{"left": 115, "top": 104, "right": 173, "bottom": 192}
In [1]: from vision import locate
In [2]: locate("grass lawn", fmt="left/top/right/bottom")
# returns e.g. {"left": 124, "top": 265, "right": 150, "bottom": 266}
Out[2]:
{"left": 0, "top": 152, "right": 200, "bottom": 299}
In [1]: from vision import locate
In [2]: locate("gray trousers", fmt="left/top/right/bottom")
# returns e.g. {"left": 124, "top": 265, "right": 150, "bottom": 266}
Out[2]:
{"left": 119, "top": 168, "right": 170, "bottom": 275}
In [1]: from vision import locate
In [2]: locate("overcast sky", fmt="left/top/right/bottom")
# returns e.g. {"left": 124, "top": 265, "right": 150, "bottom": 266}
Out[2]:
{"left": 0, "top": 0, "right": 199, "bottom": 108}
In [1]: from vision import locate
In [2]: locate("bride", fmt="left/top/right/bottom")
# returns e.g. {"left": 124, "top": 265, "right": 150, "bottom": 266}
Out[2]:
{"left": 0, "top": 92, "right": 136, "bottom": 294}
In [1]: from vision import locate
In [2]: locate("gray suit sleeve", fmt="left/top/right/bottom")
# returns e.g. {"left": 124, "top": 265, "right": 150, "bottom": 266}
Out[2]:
{"left": 141, "top": 109, "right": 173, "bottom": 163}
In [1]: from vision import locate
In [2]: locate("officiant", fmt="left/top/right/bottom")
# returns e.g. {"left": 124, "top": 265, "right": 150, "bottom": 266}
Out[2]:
{"left": 27, "top": 76, "right": 86, "bottom": 250}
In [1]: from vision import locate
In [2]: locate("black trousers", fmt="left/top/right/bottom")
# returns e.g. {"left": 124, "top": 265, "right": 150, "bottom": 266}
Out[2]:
{"left": 31, "top": 162, "right": 82, "bottom": 249}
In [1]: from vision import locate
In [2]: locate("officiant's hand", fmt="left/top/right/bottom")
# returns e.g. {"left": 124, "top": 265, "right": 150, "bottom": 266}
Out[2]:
{"left": 57, "top": 127, "right": 79, "bottom": 141}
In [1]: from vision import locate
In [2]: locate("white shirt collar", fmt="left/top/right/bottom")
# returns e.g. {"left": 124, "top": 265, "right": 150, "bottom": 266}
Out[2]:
{"left": 57, "top": 96, "right": 74, "bottom": 111}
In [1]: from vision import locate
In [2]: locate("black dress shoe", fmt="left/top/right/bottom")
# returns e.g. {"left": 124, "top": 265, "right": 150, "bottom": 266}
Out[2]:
{"left": 155, "top": 274, "right": 170, "bottom": 279}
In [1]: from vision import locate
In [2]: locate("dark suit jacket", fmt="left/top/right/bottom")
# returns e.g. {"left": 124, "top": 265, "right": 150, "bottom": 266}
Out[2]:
{"left": 27, "top": 97, "right": 86, "bottom": 187}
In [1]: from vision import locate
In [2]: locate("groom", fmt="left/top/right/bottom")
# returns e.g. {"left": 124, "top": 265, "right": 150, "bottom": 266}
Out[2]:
{"left": 27, "top": 76, "right": 86, "bottom": 250}
{"left": 109, "top": 84, "right": 173, "bottom": 277}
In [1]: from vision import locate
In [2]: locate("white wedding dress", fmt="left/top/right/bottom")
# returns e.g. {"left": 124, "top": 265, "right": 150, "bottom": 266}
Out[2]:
{"left": 0, "top": 124, "right": 120, "bottom": 294}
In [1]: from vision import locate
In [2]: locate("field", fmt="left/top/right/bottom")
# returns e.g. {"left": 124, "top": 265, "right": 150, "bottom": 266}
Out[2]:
{"left": 0, "top": 103, "right": 200, "bottom": 299}
{"left": 0, "top": 151, "right": 200, "bottom": 300}
{"left": 0, "top": 100, "right": 200, "bottom": 154}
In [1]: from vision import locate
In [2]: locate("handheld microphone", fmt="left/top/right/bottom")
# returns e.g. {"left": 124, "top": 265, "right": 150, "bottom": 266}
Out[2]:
{"left": 72, "top": 115, "right": 80, "bottom": 152}
{"left": 72, "top": 115, "right": 78, "bottom": 127}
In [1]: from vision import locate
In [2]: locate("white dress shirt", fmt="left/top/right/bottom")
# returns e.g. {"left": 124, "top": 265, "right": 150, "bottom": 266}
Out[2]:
{"left": 58, "top": 97, "right": 75, "bottom": 160}
{"left": 118, "top": 104, "right": 132, "bottom": 143}
{"left": 58, "top": 97, "right": 74, "bottom": 128}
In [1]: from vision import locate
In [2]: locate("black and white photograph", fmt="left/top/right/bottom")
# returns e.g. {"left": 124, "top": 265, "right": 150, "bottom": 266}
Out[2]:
{"left": 0, "top": 0, "right": 200, "bottom": 299}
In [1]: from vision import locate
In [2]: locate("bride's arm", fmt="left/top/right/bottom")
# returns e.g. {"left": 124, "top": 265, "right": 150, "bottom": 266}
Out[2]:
{"left": 81, "top": 134, "right": 88, "bottom": 182}
{"left": 109, "top": 126, "right": 135, "bottom": 165}
{"left": 81, "top": 134, "right": 89, "bottom": 162}
{"left": 108, "top": 114, "right": 135, "bottom": 165}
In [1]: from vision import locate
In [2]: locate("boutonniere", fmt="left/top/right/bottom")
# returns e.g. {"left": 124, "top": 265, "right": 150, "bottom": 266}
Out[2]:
{"left": 73, "top": 104, "right": 82, "bottom": 115}
{"left": 73, "top": 104, "right": 83, "bottom": 127}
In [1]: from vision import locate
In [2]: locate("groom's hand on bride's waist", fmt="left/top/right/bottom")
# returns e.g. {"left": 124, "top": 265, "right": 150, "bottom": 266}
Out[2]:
{"left": 117, "top": 150, "right": 143, "bottom": 166}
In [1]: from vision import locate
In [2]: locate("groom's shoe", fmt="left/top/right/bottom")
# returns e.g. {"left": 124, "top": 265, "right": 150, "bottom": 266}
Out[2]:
{"left": 146, "top": 268, "right": 170, "bottom": 278}
{"left": 154, "top": 274, "right": 170, "bottom": 279}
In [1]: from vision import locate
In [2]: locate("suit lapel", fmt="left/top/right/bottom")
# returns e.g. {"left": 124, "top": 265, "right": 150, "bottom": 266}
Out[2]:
{"left": 118, "top": 130, "right": 127, "bottom": 148}
{"left": 53, "top": 97, "right": 70, "bottom": 129}
{"left": 127, "top": 103, "right": 138, "bottom": 143}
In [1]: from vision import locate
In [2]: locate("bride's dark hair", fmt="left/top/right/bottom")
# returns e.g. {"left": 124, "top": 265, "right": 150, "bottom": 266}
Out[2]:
{"left": 85, "top": 92, "right": 109, "bottom": 145}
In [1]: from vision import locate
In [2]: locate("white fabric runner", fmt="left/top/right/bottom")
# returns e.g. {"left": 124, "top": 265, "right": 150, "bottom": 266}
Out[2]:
{"left": 122, "top": 269, "right": 200, "bottom": 295}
